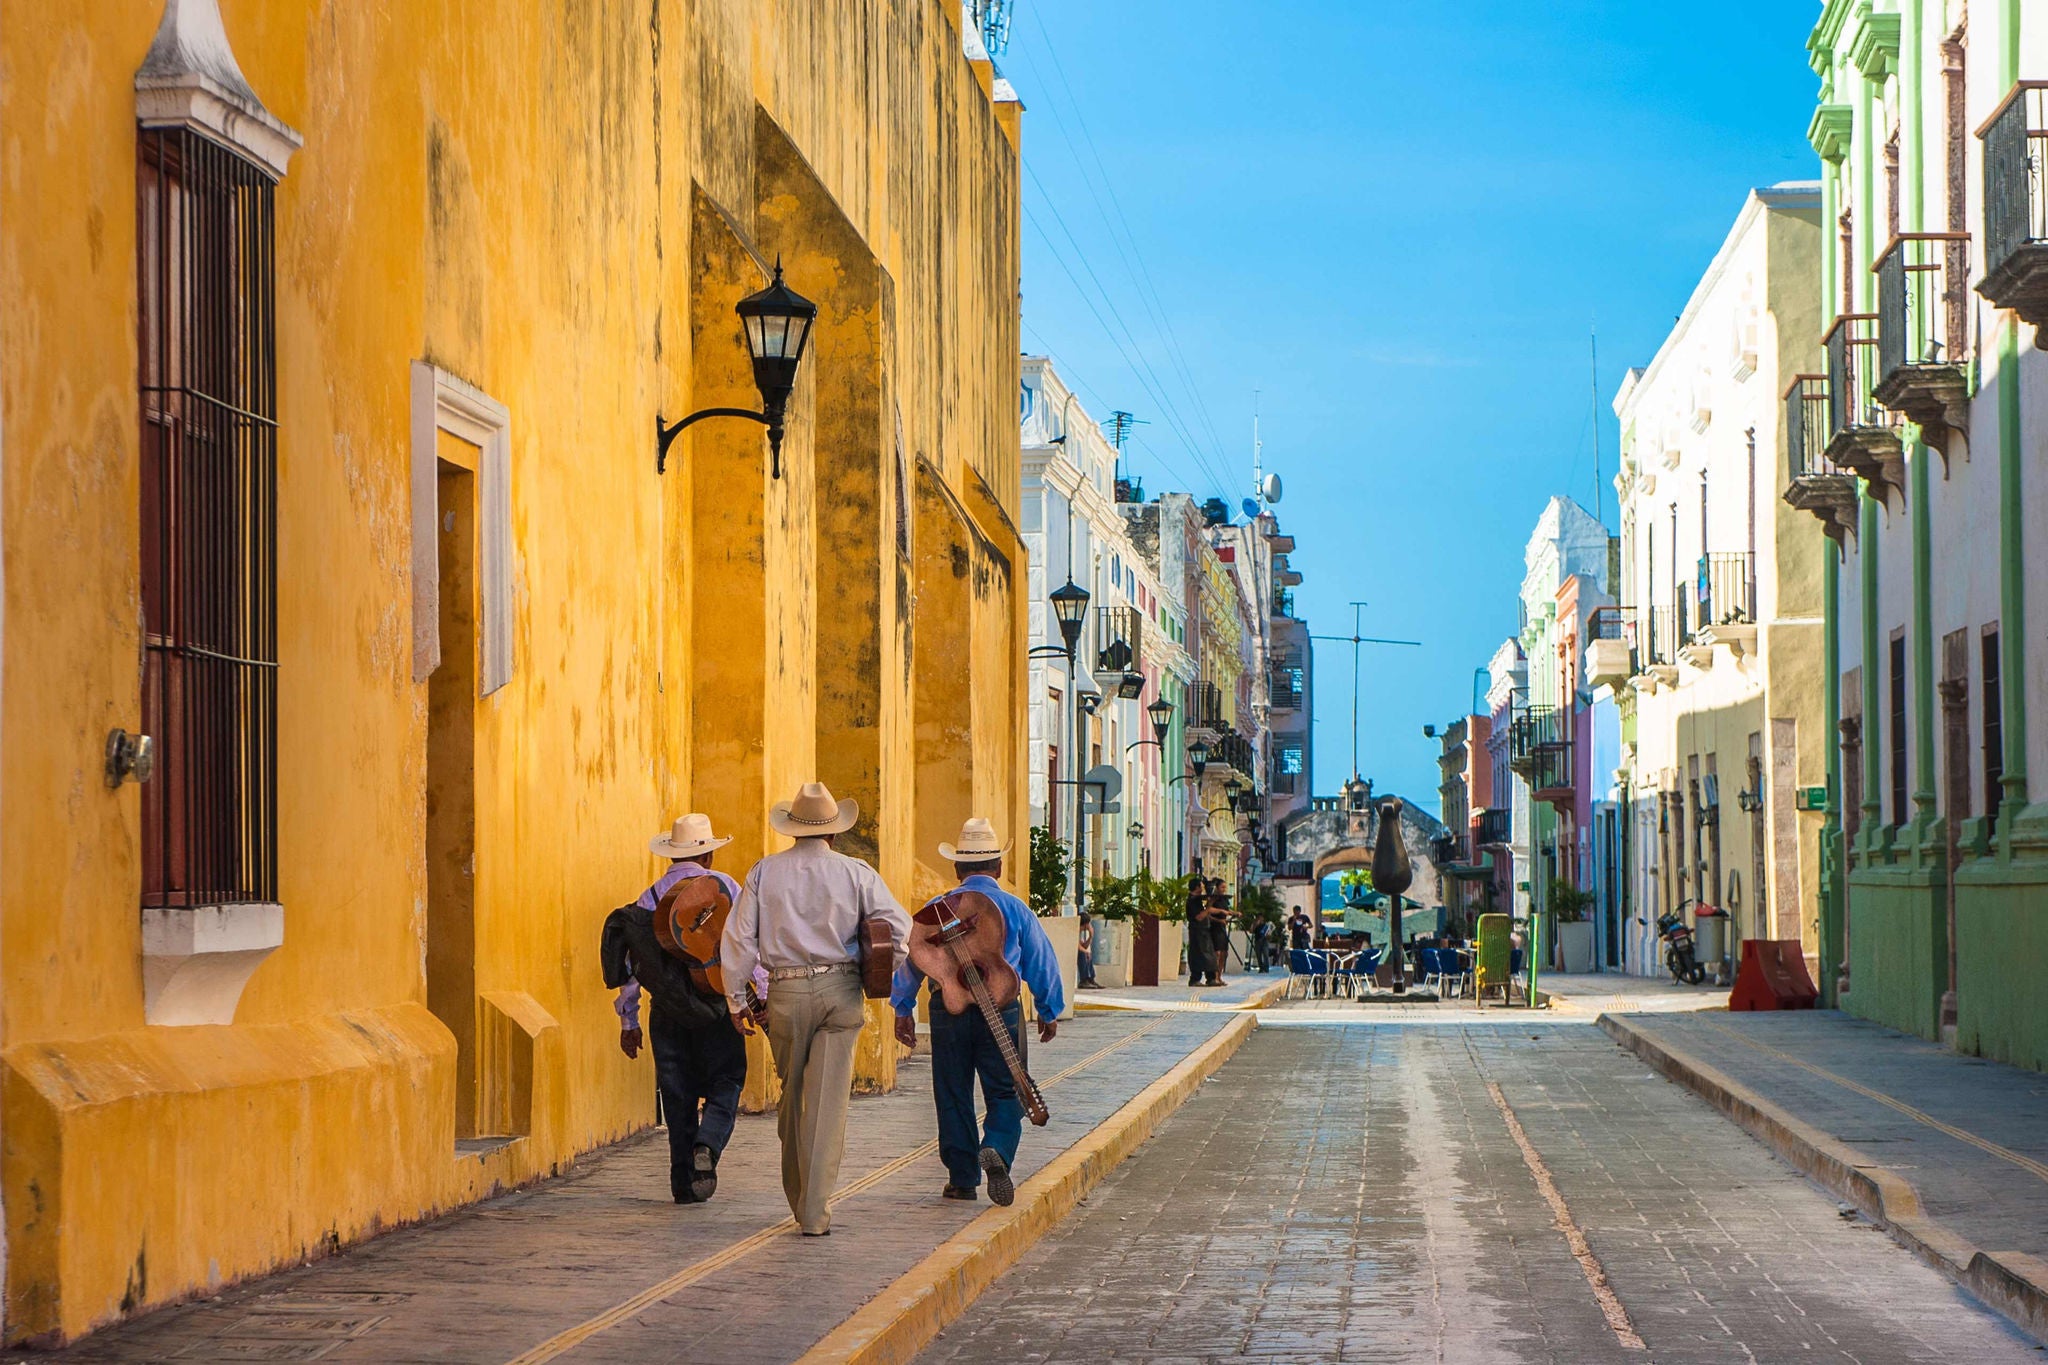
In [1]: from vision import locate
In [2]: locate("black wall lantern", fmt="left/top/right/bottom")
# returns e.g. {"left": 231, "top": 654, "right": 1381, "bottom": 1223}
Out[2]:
{"left": 657, "top": 259, "right": 818, "bottom": 478}
{"left": 1048, "top": 580, "right": 1091, "bottom": 658}
{"left": 1147, "top": 696, "right": 1175, "bottom": 745}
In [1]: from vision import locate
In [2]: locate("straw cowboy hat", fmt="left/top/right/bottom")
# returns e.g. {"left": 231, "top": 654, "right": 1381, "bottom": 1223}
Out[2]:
{"left": 939, "top": 816, "right": 1010, "bottom": 864}
{"left": 768, "top": 781, "right": 860, "bottom": 838}
{"left": 649, "top": 812, "right": 732, "bottom": 859}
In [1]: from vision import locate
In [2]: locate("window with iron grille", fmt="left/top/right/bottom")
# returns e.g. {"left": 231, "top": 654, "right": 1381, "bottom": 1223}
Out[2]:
{"left": 138, "top": 127, "right": 280, "bottom": 907}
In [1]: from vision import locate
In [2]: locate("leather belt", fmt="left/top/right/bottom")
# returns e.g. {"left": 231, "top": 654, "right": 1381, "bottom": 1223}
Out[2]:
{"left": 768, "top": 961, "right": 857, "bottom": 982}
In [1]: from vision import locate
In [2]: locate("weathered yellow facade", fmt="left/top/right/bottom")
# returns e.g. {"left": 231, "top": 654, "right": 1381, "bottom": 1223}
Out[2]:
{"left": 0, "top": 0, "right": 1025, "bottom": 1342}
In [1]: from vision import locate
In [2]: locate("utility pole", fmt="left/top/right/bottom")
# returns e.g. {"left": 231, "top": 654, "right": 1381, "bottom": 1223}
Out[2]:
{"left": 1312, "top": 603, "right": 1422, "bottom": 781}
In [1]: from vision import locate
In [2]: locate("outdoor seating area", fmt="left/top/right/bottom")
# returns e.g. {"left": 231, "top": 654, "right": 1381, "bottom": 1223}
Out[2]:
{"left": 1283, "top": 944, "right": 1477, "bottom": 1000}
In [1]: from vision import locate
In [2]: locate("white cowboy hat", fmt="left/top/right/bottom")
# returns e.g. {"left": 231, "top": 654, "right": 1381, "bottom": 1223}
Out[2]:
{"left": 767, "top": 781, "right": 859, "bottom": 838}
{"left": 939, "top": 816, "right": 1010, "bottom": 864}
{"left": 650, "top": 812, "right": 732, "bottom": 859}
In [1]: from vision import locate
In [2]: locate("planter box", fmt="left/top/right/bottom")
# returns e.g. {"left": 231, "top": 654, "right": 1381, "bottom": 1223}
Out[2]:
{"left": 1094, "top": 918, "right": 1131, "bottom": 988}
{"left": 1156, "top": 921, "right": 1185, "bottom": 986}
{"left": 1035, "top": 913, "right": 1080, "bottom": 1020}
{"left": 1555, "top": 920, "right": 1595, "bottom": 974}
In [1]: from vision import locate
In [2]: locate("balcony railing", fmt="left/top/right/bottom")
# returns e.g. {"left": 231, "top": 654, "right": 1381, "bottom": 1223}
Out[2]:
{"left": 1268, "top": 660, "right": 1303, "bottom": 710}
{"left": 1096, "top": 605, "right": 1142, "bottom": 674}
{"left": 1695, "top": 552, "right": 1755, "bottom": 629}
{"left": 1476, "top": 807, "right": 1512, "bottom": 847}
{"left": 1645, "top": 604, "right": 1680, "bottom": 668}
{"left": 1822, "top": 313, "right": 1904, "bottom": 504}
{"left": 1873, "top": 232, "right": 1972, "bottom": 445}
{"left": 1509, "top": 706, "right": 1573, "bottom": 800}
{"left": 1185, "top": 680, "right": 1226, "bottom": 733}
{"left": 1274, "top": 588, "right": 1298, "bottom": 619}
{"left": 1980, "top": 82, "right": 2048, "bottom": 326}
{"left": 1783, "top": 373, "right": 1859, "bottom": 543}
{"left": 1211, "top": 731, "right": 1256, "bottom": 781}
{"left": 1586, "top": 607, "right": 1636, "bottom": 686}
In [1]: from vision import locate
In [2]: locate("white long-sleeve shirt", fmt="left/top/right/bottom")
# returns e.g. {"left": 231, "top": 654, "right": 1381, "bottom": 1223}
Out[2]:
{"left": 720, "top": 838, "right": 911, "bottom": 1013}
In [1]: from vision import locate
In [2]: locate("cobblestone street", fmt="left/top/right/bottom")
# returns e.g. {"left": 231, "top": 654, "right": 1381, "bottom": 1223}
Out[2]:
{"left": 920, "top": 1006, "right": 2044, "bottom": 1364}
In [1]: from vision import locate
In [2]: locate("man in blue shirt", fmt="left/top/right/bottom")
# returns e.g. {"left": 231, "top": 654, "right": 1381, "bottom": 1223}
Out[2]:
{"left": 893, "top": 818, "right": 1062, "bottom": 1206}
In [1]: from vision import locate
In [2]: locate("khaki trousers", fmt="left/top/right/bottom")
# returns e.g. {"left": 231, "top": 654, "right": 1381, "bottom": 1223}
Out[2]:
{"left": 765, "top": 969, "right": 867, "bottom": 1233}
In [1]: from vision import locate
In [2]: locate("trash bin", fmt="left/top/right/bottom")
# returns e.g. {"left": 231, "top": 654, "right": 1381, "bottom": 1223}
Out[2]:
{"left": 1693, "top": 907, "right": 1730, "bottom": 982}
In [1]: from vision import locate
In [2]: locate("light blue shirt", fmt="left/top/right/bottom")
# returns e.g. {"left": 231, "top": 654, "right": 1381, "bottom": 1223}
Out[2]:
{"left": 892, "top": 874, "right": 1066, "bottom": 1019}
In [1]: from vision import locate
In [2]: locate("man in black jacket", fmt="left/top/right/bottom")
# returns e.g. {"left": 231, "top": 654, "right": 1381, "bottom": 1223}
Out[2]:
{"left": 602, "top": 814, "right": 749, "bottom": 1204}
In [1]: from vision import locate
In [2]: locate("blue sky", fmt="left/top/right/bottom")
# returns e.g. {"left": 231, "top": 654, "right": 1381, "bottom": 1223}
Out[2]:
{"left": 1000, "top": 1, "right": 1822, "bottom": 814}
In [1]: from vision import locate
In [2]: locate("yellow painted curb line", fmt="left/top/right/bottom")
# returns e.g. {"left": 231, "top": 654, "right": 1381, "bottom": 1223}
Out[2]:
{"left": 797, "top": 1011, "right": 1260, "bottom": 1365}
{"left": 1600, "top": 1013, "right": 2048, "bottom": 1344}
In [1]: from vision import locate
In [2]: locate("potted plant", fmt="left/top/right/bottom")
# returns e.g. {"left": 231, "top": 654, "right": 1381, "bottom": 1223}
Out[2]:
{"left": 1547, "top": 878, "right": 1597, "bottom": 974}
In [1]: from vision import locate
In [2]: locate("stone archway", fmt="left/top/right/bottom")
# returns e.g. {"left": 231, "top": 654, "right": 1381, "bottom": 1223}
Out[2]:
{"left": 1279, "top": 794, "right": 1449, "bottom": 913}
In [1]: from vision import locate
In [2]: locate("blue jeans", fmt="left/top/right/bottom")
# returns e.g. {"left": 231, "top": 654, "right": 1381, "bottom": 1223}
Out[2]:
{"left": 927, "top": 994, "right": 1025, "bottom": 1188}
{"left": 651, "top": 1001, "right": 748, "bottom": 1197}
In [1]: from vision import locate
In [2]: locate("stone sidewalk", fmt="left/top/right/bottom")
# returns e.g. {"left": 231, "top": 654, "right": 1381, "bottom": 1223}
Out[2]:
{"left": 1601, "top": 1007, "right": 2048, "bottom": 1341}
{"left": 1074, "top": 969, "right": 1288, "bottom": 1013}
{"left": 1541, "top": 971, "right": 1731, "bottom": 1015}
{"left": 5, "top": 1010, "right": 1238, "bottom": 1365}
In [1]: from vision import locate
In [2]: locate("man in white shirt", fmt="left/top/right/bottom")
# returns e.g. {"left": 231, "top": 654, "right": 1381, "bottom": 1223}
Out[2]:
{"left": 721, "top": 782, "right": 911, "bottom": 1236}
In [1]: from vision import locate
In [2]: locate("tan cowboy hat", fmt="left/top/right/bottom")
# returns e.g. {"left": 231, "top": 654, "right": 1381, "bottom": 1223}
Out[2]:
{"left": 649, "top": 812, "right": 731, "bottom": 859}
{"left": 768, "top": 781, "right": 859, "bottom": 838}
{"left": 939, "top": 816, "right": 1010, "bottom": 864}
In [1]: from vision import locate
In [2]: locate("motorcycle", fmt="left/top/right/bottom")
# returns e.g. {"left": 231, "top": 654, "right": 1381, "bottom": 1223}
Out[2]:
{"left": 1656, "top": 901, "right": 1707, "bottom": 985}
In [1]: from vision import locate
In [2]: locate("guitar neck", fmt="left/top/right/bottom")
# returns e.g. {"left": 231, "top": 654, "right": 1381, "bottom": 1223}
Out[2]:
{"left": 953, "top": 953, "right": 1048, "bottom": 1120}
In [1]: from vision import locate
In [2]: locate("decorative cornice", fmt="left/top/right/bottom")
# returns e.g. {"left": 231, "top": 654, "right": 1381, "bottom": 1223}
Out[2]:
{"left": 1808, "top": 104, "right": 1854, "bottom": 164}
{"left": 1847, "top": 10, "right": 1901, "bottom": 81}
{"left": 135, "top": 0, "right": 301, "bottom": 180}
{"left": 1808, "top": 0, "right": 1857, "bottom": 77}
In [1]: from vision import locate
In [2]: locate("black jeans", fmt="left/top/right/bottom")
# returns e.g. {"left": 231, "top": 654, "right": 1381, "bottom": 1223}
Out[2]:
{"left": 650, "top": 1002, "right": 748, "bottom": 1197}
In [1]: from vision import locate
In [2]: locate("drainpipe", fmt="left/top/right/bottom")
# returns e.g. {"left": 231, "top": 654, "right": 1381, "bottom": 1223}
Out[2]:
{"left": 1997, "top": 1, "right": 2029, "bottom": 845}
{"left": 1912, "top": 438, "right": 1937, "bottom": 842}
{"left": 1823, "top": 547, "right": 1844, "bottom": 1007}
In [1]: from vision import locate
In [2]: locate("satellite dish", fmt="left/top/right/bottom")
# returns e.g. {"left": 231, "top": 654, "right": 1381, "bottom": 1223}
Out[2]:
{"left": 1261, "top": 472, "right": 1283, "bottom": 504}
{"left": 1241, "top": 497, "right": 1261, "bottom": 520}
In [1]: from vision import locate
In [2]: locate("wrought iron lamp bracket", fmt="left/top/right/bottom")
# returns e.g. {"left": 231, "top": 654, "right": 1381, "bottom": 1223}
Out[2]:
{"left": 656, "top": 407, "right": 774, "bottom": 477}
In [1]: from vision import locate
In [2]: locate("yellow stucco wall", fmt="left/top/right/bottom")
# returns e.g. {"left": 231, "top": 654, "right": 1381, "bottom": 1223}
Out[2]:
{"left": 1, "top": 0, "right": 1022, "bottom": 1341}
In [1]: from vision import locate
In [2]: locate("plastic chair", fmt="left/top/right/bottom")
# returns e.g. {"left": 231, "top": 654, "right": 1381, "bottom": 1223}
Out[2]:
{"left": 1286, "top": 948, "right": 1326, "bottom": 1000}
{"left": 1416, "top": 946, "right": 1442, "bottom": 991}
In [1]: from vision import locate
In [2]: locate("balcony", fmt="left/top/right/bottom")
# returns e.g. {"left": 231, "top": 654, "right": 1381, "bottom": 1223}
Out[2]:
{"left": 1475, "top": 807, "right": 1512, "bottom": 848}
{"left": 1783, "top": 373, "right": 1860, "bottom": 544}
{"left": 1979, "top": 82, "right": 2048, "bottom": 327}
{"left": 1272, "top": 858, "right": 1314, "bottom": 881}
{"left": 1268, "top": 659, "right": 1303, "bottom": 710}
{"left": 1636, "top": 604, "right": 1681, "bottom": 689}
{"left": 1873, "top": 232, "right": 1972, "bottom": 449}
{"left": 1684, "top": 553, "right": 1756, "bottom": 664}
{"left": 1586, "top": 607, "right": 1634, "bottom": 689}
{"left": 1273, "top": 588, "right": 1298, "bottom": 620}
{"left": 1096, "top": 605, "right": 1142, "bottom": 674}
{"left": 1210, "top": 730, "right": 1256, "bottom": 782}
{"left": 1185, "top": 680, "right": 1227, "bottom": 735}
{"left": 1508, "top": 705, "right": 1574, "bottom": 805}
{"left": 1823, "top": 314, "right": 1904, "bottom": 505}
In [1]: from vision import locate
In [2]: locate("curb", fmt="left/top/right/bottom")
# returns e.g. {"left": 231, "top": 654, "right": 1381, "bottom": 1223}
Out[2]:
{"left": 1073, "top": 976, "right": 1290, "bottom": 1014}
{"left": 797, "top": 1011, "right": 1259, "bottom": 1365}
{"left": 1599, "top": 1012, "right": 2048, "bottom": 1344}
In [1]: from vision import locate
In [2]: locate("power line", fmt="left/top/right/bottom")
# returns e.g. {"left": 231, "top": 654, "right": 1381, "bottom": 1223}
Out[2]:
{"left": 1016, "top": 10, "right": 1238, "bottom": 492}
{"left": 1020, "top": 182, "right": 1232, "bottom": 496}
{"left": 1023, "top": 208, "right": 1229, "bottom": 496}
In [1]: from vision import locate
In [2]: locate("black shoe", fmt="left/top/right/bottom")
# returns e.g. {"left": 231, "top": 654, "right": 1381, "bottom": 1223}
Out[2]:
{"left": 689, "top": 1144, "right": 718, "bottom": 1203}
{"left": 672, "top": 1185, "right": 696, "bottom": 1205}
{"left": 979, "top": 1148, "right": 1014, "bottom": 1207}
{"left": 942, "top": 1183, "right": 978, "bottom": 1200}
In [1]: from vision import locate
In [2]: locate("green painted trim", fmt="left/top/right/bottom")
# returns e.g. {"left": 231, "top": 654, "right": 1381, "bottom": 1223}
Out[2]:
{"left": 1998, "top": 322, "right": 2028, "bottom": 823}
{"left": 1823, "top": 546, "right": 1845, "bottom": 1007}
{"left": 1862, "top": 494, "right": 1883, "bottom": 857}
{"left": 1809, "top": 0, "right": 1856, "bottom": 76}
{"left": 1848, "top": 10, "right": 1901, "bottom": 79}
{"left": 1808, "top": 104, "right": 1855, "bottom": 164}
{"left": 2004, "top": 0, "right": 2021, "bottom": 87}
{"left": 1902, "top": 0, "right": 1923, "bottom": 232}
{"left": 1911, "top": 436, "right": 1937, "bottom": 838}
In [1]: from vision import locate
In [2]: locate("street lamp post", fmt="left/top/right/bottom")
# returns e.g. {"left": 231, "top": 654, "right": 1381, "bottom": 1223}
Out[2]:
{"left": 1031, "top": 579, "right": 1092, "bottom": 914}
{"left": 1076, "top": 687, "right": 1103, "bottom": 910}
{"left": 657, "top": 260, "right": 818, "bottom": 478}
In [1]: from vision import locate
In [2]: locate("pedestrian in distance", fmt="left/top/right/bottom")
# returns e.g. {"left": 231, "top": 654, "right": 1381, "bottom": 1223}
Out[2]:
{"left": 1205, "top": 877, "right": 1233, "bottom": 986}
{"left": 1287, "top": 906, "right": 1314, "bottom": 953}
{"left": 1185, "top": 878, "right": 1216, "bottom": 986}
{"left": 1252, "top": 916, "right": 1274, "bottom": 973}
{"left": 893, "top": 818, "right": 1062, "bottom": 1206}
{"left": 721, "top": 782, "right": 911, "bottom": 1236}
{"left": 601, "top": 813, "right": 749, "bottom": 1205}
{"left": 1077, "top": 910, "right": 1104, "bottom": 989}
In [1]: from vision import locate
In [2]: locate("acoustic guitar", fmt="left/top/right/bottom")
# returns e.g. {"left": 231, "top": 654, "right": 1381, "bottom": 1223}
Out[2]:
{"left": 907, "top": 890, "right": 1049, "bottom": 1126}
{"left": 653, "top": 877, "right": 766, "bottom": 1024}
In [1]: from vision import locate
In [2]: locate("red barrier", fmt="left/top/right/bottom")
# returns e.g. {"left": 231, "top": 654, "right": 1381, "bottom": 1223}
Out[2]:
{"left": 1729, "top": 939, "right": 1820, "bottom": 1011}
